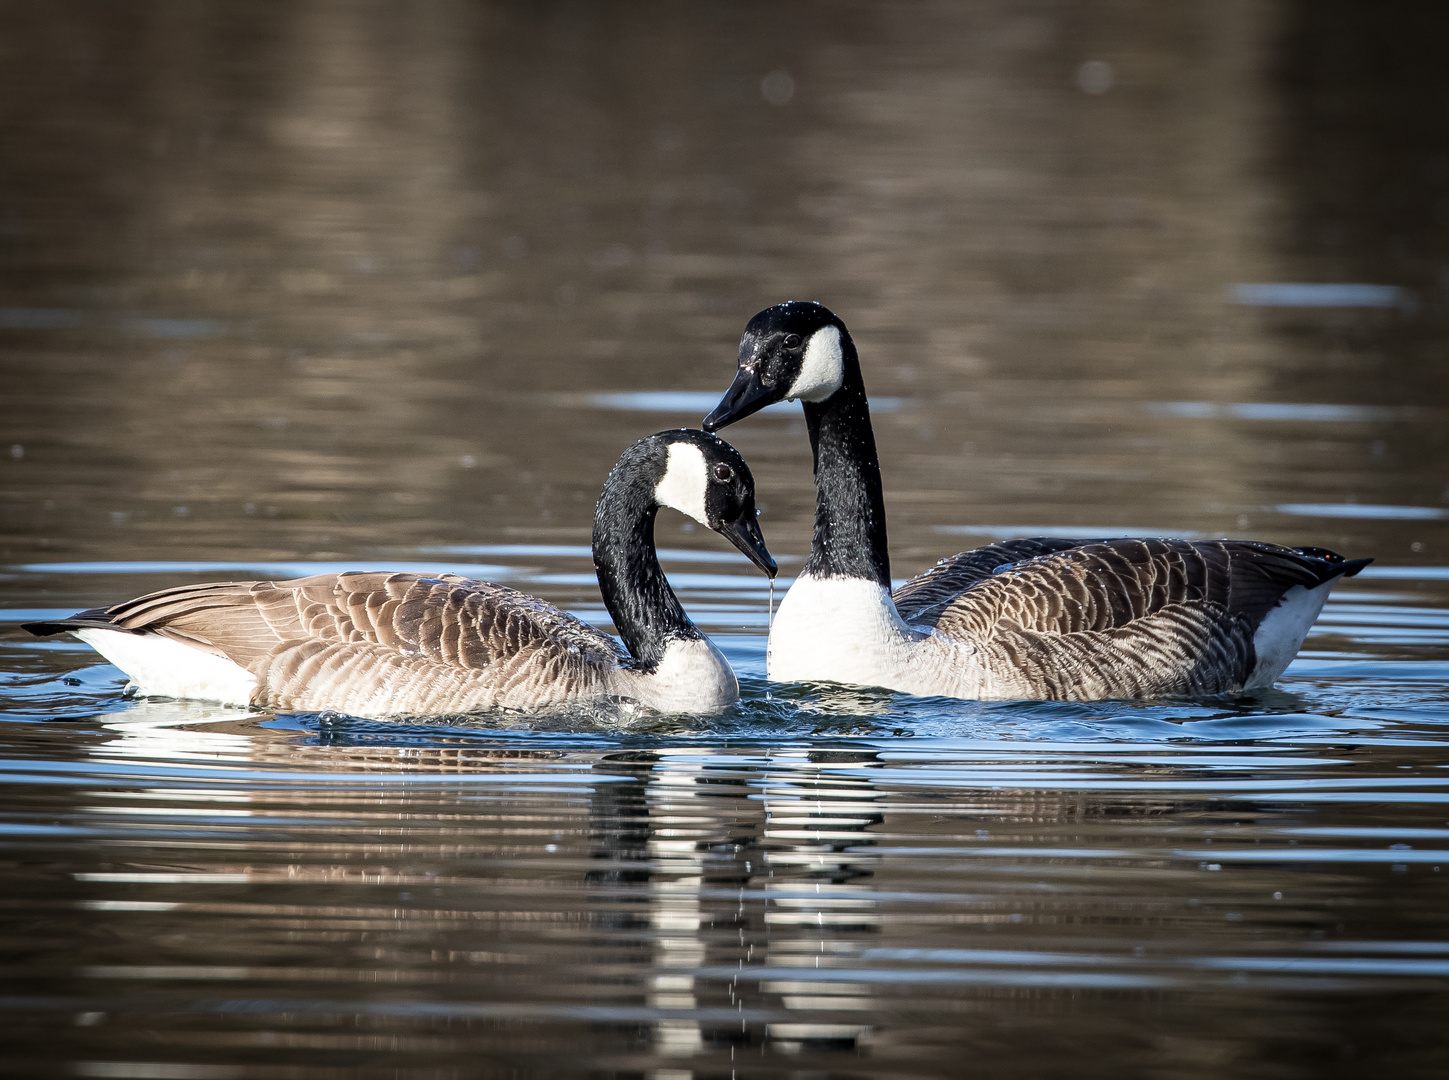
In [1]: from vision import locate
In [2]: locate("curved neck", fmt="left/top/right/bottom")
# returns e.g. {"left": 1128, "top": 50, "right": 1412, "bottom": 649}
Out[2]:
{"left": 593, "top": 481, "right": 700, "bottom": 673}
{"left": 800, "top": 343, "right": 890, "bottom": 586}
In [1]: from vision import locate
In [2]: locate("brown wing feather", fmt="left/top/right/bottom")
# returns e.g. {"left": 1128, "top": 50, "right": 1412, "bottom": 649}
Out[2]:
{"left": 899, "top": 539, "right": 1360, "bottom": 697}
{"left": 72, "top": 572, "right": 627, "bottom": 714}
{"left": 903, "top": 540, "right": 1342, "bottom": 639}
{"left": 892, "top": 538, "right": 1087, "bottom": 624}
{"left": 96, "top": 579, "right": 286, "bottom": 664}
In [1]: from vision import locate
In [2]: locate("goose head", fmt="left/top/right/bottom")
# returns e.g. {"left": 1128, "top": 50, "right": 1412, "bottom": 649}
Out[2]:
{"left": 703, "top": 301, "right": 850, "bottom": 430}
{"left": 629, "top": 429, "right": 777, "bottom": 578}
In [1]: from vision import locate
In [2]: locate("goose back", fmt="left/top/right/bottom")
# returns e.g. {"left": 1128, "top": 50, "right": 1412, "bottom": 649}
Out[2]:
{"left": 891, "top": 538, "right": 1087, "bottom": 620}
{"left": 895, "top": 539, "right": 1368, "bottom": 698}
{"left": 32, "top": 572, "right": 628, "bottom": 715}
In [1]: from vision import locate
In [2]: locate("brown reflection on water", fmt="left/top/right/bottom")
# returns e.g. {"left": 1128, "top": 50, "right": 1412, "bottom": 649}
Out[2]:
{"left": 0, "top": 711, "right": 1429, "bottom": 1073}
{"left": 2, "top": 2, "right": 1444, "bottom": 580}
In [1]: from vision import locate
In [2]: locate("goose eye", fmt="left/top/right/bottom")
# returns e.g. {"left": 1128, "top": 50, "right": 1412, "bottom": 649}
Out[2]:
{"left": 712, "top": 463, "right": 733, "bottom": 482}
{"left": 783, "top": 333, "right": 802, "bottom": 350}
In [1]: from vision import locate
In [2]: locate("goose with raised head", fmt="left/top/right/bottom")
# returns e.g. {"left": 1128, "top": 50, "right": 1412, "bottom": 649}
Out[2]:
{"left": 703, "top": 301, "right": 1370, "bottom": 700}
{"left": 24, "top": 430, "right": 777, "bottom": 717}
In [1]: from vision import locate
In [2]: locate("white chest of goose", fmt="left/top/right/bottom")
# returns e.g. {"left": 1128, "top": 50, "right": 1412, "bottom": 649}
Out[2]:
{"left": 25, "top": 430, "right": 776, "bottom": 717}
{"left": 703, "top": 301, "right": 1370, "bottom": 701}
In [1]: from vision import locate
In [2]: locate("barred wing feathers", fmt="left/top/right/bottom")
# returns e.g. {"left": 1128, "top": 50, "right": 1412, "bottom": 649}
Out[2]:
{"left": 892, "top": 537, "right": 1087, "bottom": 623}
{"left": 895, "top": 539, "right": 1366, "bottom": 698}
{"left": 30, "top": 572, "right": 627, "bottom": 714}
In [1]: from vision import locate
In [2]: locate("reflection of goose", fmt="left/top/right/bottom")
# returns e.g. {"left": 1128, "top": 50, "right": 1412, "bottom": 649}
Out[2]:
{"left": 25, "top": 430, "right": 776, "bottom": 716}
{"left": 704, "top": 301, "right": 1370, "bottom": 700}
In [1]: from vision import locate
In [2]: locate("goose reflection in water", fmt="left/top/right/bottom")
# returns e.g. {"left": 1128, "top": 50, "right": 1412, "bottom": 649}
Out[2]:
{"left": 580, "top": 747, "right": 889, "bottom": 1058}
{"left": 79, "top": 709, "right": 895, "bottom": 1061}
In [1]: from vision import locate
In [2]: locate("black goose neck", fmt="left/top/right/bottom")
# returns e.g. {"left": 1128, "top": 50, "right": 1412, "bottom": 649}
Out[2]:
{"left": 593, "top": 473, "right": 700, "bottom": 673}
{"left": 801, "top": 347, "right": 890, "bottom": 586}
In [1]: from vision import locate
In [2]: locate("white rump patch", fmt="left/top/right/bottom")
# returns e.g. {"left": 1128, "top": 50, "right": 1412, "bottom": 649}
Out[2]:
{"left": 76, "top": 629, "right": 257, "bottom": 707}
{"left": 653, "top": 441, "right": 709, "bottom": 525}
{"left": 786, "top": 325, "right": 844, "bottom": 403}
{"left": 1246, "top": 579, "right": 1336, "bottom": 688}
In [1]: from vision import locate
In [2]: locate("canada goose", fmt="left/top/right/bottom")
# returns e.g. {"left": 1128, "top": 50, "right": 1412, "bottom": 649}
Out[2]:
{"left": 702, "top": 301, "right": 1370, "bottom": 700}
{"left": 24, "top": 430, "right": 777, "bottom": 717}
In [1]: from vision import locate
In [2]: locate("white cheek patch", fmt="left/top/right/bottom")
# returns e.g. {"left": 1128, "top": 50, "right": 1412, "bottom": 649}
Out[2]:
{"left": 653, "top": 441, "right": 709, "bottom": 525}
{"left": 786, "top": 324, "right": 844, "bottom": 402}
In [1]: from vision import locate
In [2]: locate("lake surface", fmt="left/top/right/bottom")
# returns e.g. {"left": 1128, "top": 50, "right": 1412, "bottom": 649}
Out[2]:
{"left": 3, "top": 3, "right": 1448, "bottom": 1077}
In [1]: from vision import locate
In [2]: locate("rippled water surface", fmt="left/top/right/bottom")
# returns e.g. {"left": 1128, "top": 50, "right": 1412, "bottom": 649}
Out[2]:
{"left": 4, "top": 3, "right": 1449, "bottom": 1077}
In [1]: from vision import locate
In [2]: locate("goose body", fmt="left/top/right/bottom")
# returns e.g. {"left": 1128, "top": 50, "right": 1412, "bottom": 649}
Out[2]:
{"left": 25, "top": 430, "right": 776, "bottom": 717}
{"left": 703, "top": 302, "right": 1369, "bottom": 701}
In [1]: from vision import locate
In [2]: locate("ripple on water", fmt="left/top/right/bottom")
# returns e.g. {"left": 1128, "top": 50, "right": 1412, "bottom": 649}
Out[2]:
{"left": 1, "top": 555, "right": 1447, "bottom": 1075}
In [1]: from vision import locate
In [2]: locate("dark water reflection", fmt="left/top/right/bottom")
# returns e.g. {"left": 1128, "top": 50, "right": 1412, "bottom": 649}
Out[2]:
{"left": 3, "top": 693, "right": 1449, "bottom": 1077}
{"left": 3, "top": 2, "right": 1449, "bottom": 1077}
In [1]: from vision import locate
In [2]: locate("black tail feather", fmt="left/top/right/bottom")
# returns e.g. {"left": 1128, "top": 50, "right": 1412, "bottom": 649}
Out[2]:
{"left": 21, "top": 609, "right": 132, "bottom": 638}
{"left": 1291, "top": 546, "right": 1372, "bottom": 580}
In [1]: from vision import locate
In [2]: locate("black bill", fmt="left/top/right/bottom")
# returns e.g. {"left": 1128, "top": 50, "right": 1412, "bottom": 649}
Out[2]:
{"left": 717, "top": 511, "right": 777, "bottom": 578}
{"left": 703, "top": 366, "right": 779, "bottom": 431}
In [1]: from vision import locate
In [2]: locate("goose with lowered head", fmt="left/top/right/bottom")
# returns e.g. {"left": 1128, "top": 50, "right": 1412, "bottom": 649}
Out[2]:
{"left": 702, "top": 301, "right": 1369, "bottom": 701}
{"left": 24, "top": 429, "right": 776, "bottom": 717}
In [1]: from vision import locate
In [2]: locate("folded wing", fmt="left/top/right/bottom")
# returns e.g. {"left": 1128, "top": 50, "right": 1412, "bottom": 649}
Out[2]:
{"left": 27, "top": 572, "right": 627, "bottom": 714}
{"left": 895, "top": 539, "right": 1367, "bottom": 697}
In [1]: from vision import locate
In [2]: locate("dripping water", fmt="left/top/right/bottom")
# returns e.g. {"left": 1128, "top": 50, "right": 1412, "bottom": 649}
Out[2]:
{"left": 765, "top": 577, "right": 775, "bottom": 702}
